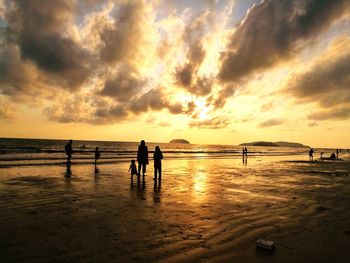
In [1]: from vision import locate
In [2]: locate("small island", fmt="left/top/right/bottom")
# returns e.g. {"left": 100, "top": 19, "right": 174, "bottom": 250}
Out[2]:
{"left": 169, "top": 139, "right": 190, "bottom": 144}
{"left": 239, "top": 141, "right": 309, "bottom": 148}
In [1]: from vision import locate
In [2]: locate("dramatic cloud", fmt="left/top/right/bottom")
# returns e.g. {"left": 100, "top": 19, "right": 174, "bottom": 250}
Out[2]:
{"left": 100, "top": 65, "right": 146, "bottom": 102}
{"left": 5, "top": 0, "right": 92, "bottom": 89}
{"left": 288, "top": 37, "right": 350, "bottom": 110}
{"left": 219, "top": 0, "right": 350, "bottom": 82}
{"left": 258, "top": 118, "right": 284, "bottom": 128}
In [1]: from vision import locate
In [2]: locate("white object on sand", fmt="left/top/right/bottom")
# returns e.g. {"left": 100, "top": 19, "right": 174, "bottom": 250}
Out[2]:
{"left": 256, "top": 239, "right": 275, "bottom": 250}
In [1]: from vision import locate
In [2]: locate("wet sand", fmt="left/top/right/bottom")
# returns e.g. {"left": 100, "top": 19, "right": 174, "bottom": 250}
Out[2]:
{"left": 1, "top": 156, "right": 350, "bottom": 262}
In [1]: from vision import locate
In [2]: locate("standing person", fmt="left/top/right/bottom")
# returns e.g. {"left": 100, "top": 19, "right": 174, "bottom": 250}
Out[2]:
{"left": 94, "top": 146, "right": 101, "bottom": 166}
{"left": 309, "top": 148, "right": 314, "bottom": 161}
{"left": 153, "top": 146, "right": 163, "bottom": 181}
{"left": 137, "top": 140, "right": 149, "bottom": 177}
{"left": 336, "top": 149, "right": 339, "bottom": 159}
{"left": 65, "top": 140, "right": 73, "bottom": 164}
{"left": 244, "top": 147, "right": 248, "bottom": 157}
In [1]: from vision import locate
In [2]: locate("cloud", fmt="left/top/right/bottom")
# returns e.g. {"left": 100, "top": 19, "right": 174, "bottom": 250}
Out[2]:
{"left": 258, "top": 118, "right": 284, "bottom": 128}
{"left": 129, "top": 88, "right": 184, "bottom": 115}
{"left": 100, "top": 65, "right": 146, "bottom": 102}
{"left": 0, "top": 97, "right": 17, "bottom": 120}
{"left": 308, "top": 121, "right": 318, "bottom": 127}
{"left": 174, "top": 10, "right": 214, "bottom": 96}
{"left": 219, "top": 0, "right": 350, "bottom": 82}
{"left": 5, "top": 0, "right": 92, "bottom": 89}
{"left": 308, "top": 107, "right": 350, "bottom": 121}
{"left": 189, "top": 116, "right": 230, "bottom": 129}
{"left": 99, "top": 0, "right": 155, "bottom": 66}
{"left": 287, "top": 37, "right": 350, "bottom": 110}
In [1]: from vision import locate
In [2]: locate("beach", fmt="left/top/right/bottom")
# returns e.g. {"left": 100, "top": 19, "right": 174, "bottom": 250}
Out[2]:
{"left": 1, "top": 149, "right": 350, "bottom": 262}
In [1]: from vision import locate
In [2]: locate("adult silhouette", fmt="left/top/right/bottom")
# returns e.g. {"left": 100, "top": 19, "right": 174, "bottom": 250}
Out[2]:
{"left": 65, "top": 140, "right": 73, "bottom": 164}
{"left": 137, "top": 140, "right": 149, "bottom": 177}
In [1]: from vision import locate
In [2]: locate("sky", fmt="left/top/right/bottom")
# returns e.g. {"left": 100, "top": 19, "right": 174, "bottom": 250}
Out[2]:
{"left": 0, "top": 0, "right": 349, "bottom": 147}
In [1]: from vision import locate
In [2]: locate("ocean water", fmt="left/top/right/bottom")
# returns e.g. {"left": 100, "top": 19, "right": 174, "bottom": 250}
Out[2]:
{"left": 0, "top": 138, "right": 309, "bottom": 167}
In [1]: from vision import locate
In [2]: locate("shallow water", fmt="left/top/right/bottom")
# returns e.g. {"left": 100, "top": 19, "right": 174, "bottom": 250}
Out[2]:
{"left": 0, "top": 155, "right": 350, "bottom": 262}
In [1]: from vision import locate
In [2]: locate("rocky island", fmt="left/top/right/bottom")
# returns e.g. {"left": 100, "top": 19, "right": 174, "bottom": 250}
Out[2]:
{"left": 169, "top": 139, "right": 190, "bottom": 144}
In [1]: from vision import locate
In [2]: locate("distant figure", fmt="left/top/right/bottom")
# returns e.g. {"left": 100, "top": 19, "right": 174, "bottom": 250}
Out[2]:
{"left": 65, "top": 140, "right": 73, "bottom": 164}
{"left": 94, "top": 146, "right": 100, "bottom": 166}
{"left": 309, "top": 148, "right": 314, "bottom": 161}
{"left": 137, "top": 140, "right": 149, "bottom": 177}
{"left": 153, "top": 146, "right": 163, "bottom": 181}
{"left": 128, "top": 160, "right": 138, "bottom": 179}
{"left": 336, "top": 149, "right": 339, "bottom": 159}
{"left": 242, "top": 147, "right": 248, "bottom": 164}
{"left": 330, "top": 152, "right": 336, "bottom": 160}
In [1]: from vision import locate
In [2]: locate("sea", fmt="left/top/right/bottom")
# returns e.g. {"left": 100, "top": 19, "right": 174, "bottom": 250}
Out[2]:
{"left": 0, "top": 138, "right": 310, "bottom": 168}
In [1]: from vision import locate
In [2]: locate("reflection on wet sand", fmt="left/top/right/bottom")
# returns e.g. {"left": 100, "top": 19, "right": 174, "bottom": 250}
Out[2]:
{"left": 0, "top": 156, "right": 349, "bottom": 262}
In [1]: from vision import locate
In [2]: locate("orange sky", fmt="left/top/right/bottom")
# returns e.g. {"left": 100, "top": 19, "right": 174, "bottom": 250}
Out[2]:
{"left": 0, "top": 0, "right": 349, "bottom": 148}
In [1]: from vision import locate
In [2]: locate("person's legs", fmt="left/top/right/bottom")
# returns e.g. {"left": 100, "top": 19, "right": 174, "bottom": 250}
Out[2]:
{"left": 138, "top": 162, "right": 142, "bottom": 175}
{"left": 142, "top": 164, "right": 146, "bottom": 176}
{"left": 154, "top": 167, "right": 157, "bottom": 180}
{"left": 159, "top": 167, "right": 162, "bottom": 181}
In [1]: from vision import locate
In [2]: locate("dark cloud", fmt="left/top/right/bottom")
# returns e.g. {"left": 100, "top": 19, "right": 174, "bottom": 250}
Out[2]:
{"left": 289, "top": 50, "right": 350, "bottom": 108}
{"left": 100, "top": 65, "right": 146, "bottom": 102}
{"left": 308, "top": 107, "right": 350, "bottom": 121}
{"left": 219, "top": 0, "right": 350, "bottom": 82}
{"left": 5, "top": 0, "right": 92, "bottom": 89}
{"left": 258, "top": 118, "right": 284, "bottom": 127}
{"left": 129, "top": 88, "right": 184, "bottom": 115}
{"left": 189, "top": 117, "right": 230, "bottom": 129}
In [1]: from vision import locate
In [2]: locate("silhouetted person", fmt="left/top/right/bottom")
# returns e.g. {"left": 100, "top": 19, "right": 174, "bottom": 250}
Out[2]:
{"left": 94, "top": 146, "right": 100, "bottom": 166}
{"left": 330, "top": 152, "right": 336, "bottom": 160}
{"left": 320, "top": 152, "right": 324, "bottom": 161}
{"left": 129, "top": 159, "right": 138, "bottom": 180}
{"left": 336, "top": 149, "right": 339, "bottom": 159}
{"left": 153, "top": 146, "right": 163, "bottom": 181}
{"left": 65, "top": 140, "right": 73, "bottom": 164}
{"left": 137, "top": 140, "right": 149, "bottom": 177}
{"left": 242, "top": 147, "right": 248, "bottom": 164}
{"left": 309, "top": 148, "right": 314, "bottom": 161}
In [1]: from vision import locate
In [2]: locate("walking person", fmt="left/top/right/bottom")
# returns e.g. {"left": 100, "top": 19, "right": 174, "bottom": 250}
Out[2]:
{"left": 137, "top": 140, "right": 149, "bottom": 177}
{"left": 65, "top": 140, "right": 73, "bottom": 164}
{"left": 153, "top": 146, "right": 163, "bottom": 181}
